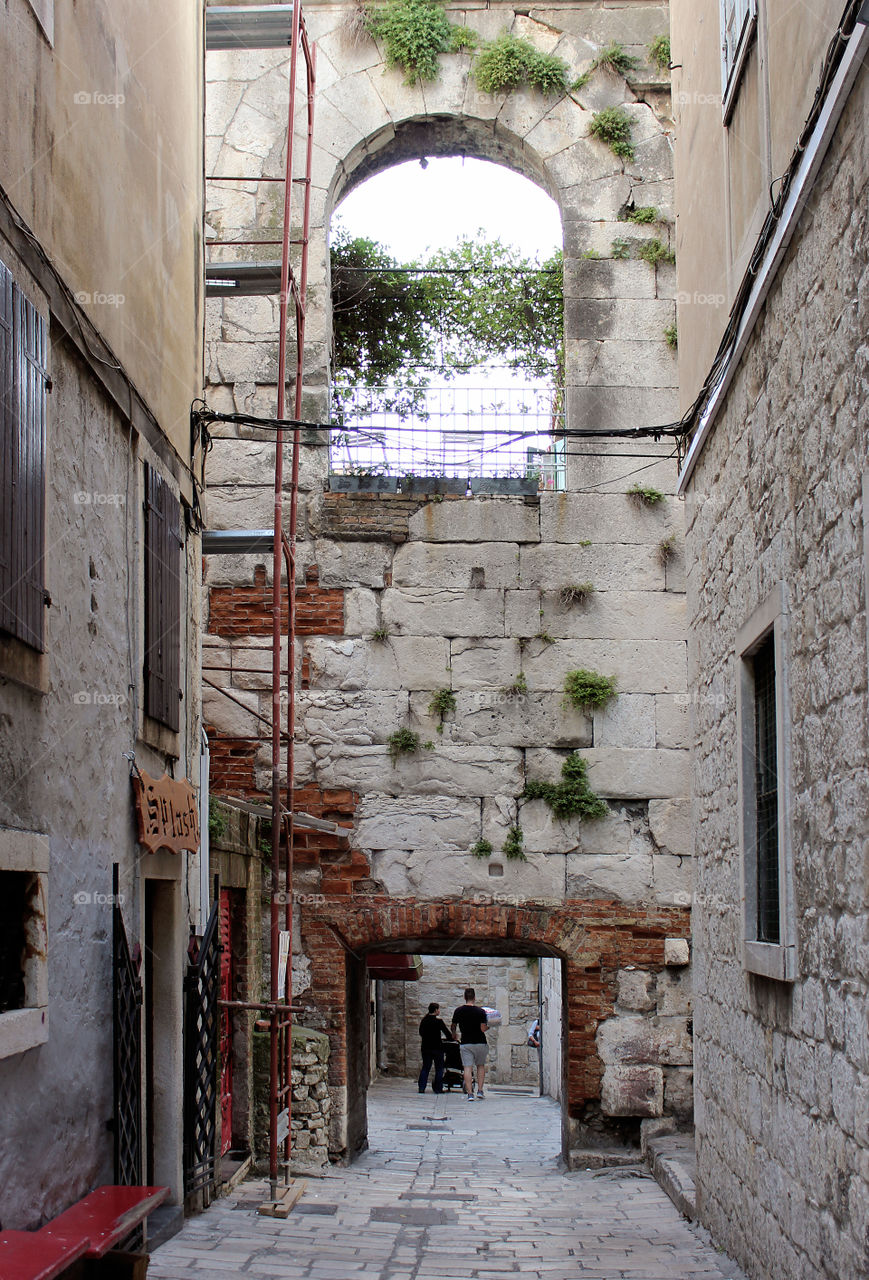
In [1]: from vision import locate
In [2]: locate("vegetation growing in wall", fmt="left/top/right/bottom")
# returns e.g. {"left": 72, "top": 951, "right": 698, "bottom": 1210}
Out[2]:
{"left": 563, "top": 668, "right": 618, "bottom": 711}
{"left": 371, "top": 624, "right": 391, "bottom": 641}
{"left": 502, "top": 824, "right": 526, "bottom": 861}
{"left": 524, "top": 751, "right": 608, "bottom": 820}
{"left": 611, "top": 237, "right": 630, "bottom": 259}
{"left": 428, "top": 687, "right": 457, "bottom": 733}
{"left": 588, "top": 107, "right": 635, "bottom": 161}
{"left": 658, "top": 534, "right": 677, "bottom": 565}
{"left": 471, "top": 838, "right": 493, "bottom": 859}
{"left": 365, "top": 0, "right": 466, "bottom": 84}
{"left": 649, "top": 34, "right": 671, "bottom": 70}
{"left": 208, "top": 798, "right": 227, "bottom": 841}
{"left": 558, "top": 582, "right": 595, "bottom": 607}
{"left": 387, "top": 727, "right": 421, "bottom": 764}
{"left": 664, "top": 323, "right": 678, "bottom": 350}
{"left": 501, "top": 672, "right": 528, "bottom": 697}
{"left": 473, "top": 33, "right": 569, "bottom": 96}
{"left": 573, "top": 41, "right": 639, "bottom": 90}
{"left": 627, "top": 483, "right": 666, "bottom": 506}
{"left": 636, "top": 238, "right": 676, "bottom": 267}
{"left": 622, "top": 205, "right": 659, "bottom": 224}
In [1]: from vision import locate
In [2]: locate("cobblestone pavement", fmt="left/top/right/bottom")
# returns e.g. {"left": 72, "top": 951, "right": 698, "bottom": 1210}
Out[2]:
{"left": 151, "top": 1079, "right": 747, "bottom": 1280}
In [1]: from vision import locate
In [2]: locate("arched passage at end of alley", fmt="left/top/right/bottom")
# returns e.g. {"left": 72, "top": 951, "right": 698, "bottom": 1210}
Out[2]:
{"left": 300, "top": 897, "right": 691, "bottom": 1161}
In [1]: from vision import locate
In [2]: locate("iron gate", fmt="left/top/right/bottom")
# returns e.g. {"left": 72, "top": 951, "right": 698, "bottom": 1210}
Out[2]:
{"left": 183, "top": 901, "right": 220, "bottom": 1197}
{"left": 113, "top": 898, "right": 143, "bottom": 1185}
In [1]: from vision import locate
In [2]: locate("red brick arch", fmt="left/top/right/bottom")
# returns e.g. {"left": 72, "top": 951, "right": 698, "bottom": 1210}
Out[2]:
{"left": 300, "top": 896, "right": 691, "bottom": 1160}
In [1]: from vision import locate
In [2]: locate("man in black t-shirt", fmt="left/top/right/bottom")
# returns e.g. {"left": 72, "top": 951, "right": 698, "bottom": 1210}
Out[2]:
{"left": 417, "top": 1002, "right": 453, "bottom": 1094}
{"left": 450, "top": 987, "right": 489, "bottom": 1100}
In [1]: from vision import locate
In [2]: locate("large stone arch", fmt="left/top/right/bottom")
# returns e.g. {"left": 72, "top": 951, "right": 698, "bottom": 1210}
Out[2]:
{"left": 300, "top": 896, "right": 691, "bottom": 1162}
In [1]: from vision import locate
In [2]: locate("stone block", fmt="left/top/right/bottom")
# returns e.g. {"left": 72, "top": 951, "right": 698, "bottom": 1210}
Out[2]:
{"left": 370, "top": 845, "right": 566, "bottom": 901}
{"left": 649, "top": 798, "right": 692, "bottom": 855}
{"left": 392, "top": 542, "right": 520, "bottom": 590}
{"left": 565, "top": 385, "right": 679, "bottom": 434}
{"left": 655, "top": 695, "right": 691, "bottom": 747}
{"left": 581, "top": 748, "right": 689, "bottom": 798}
{"left": 664, "top": 1067, "right": 695, "bottom": 1121}
{"left": 406, "top": 499, "right": 540, "bottom": 543}
{"left": 540, "top": 493, "right": 682, "bottom": 544}
{"left": 521, "top": 799, "right": 584, "bottom": 855}
{"left": 315, "top": 743, "right": 524, "bottom": 798}
{"left": 566, "top": 852, "right": 653, "bottom": 900}
{"left": 354, "top": 796, "right": 481, "bottom": 851}
{"left": 304, "top": 635, "right": 451, "bottom": 691}
{"left": 314, "top": 540, "right": 392, "bottom": 588}
{"left": 448, "top": 638, "right": 521, "bottom": 689}
{"left": 617, "top": 968, "right": 657, "bottom": 1012}
{"left": 202, "top": 684, "right": 261, "bottom": 737}
{"left": 597, "top": 1015, "right": 693, "bottom": 1066}
{"left": 381, "top": 588, "right": 505, "bottom": 637}
{"left": 601, "top": 1065, "right": 664, "bottom": 1117}
{"left": 652, "top": 854, "right": 693, "bottom": 906}
{"left": 563, "top": 297, "right": 677, "bottom": 344}
{"left": 656, "top": 970, "right": 692, "bottom": 1017}
{"left": 524, "top": 95, "right": 592, "bottom": 160}
{"left": 538, "top": 591, "right": 687, "bottom": 643}
{"left": 519, "top": 542, "right": 665, "bottom": 591}
{"left": 664, "top": 937, "right": 691, "bottom": 967}
{"left": 435, "top": 691, "right": 591, "bottom": 749}
{"left": 593, "top": 694, "right": 656, "bottom": 748}
{"left": 576, "top": 806, "right": 636, "bottom": 855}
{"left": 300, "top": 690, "right": 408, "bottom": 746}
{"left": 564, "top": 257, "right": 658, "bottom": 301}
{"left": 343, "top": 588, "right": 380, "bottom": 636}
{"left": 522, "top": 638, "right": 687, "bottom": 695}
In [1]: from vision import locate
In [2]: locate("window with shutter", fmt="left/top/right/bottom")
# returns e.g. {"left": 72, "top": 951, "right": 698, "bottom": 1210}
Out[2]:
{"left": 720, "top": 0, "right": 758, "bottom": 120}
{"left": 144, "top": 464, "right": 182, "bottom": 732}
{"left": 0, "top": 258, "right": 48, "bottom": 653}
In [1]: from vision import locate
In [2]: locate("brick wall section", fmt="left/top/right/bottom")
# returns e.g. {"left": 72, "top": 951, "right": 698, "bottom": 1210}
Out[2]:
{"left": 207, "top": 730, "right": 261, "bottom": 797}
{"left": 320, "top": 492, "right": 470, "bottom": 543}
{"left": 300, "top": 897, "right": 691, "bottom": 1157}
{"left": 208, "top": 564, "right": 344, "bottom": 637}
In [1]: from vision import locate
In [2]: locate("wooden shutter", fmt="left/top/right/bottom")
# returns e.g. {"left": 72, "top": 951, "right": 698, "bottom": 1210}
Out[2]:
{"left": 144, "top": 464, "right": 182, "bottom": 731}
{"left": 0, "top": 259, "right": 48, "bottom": 651}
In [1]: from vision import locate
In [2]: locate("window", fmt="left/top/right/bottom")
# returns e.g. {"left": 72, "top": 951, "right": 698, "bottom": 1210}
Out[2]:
{"left": 720, "top": 0, "right": 758, "bottom": 121}
{"left": 144, "top": 464, "right": 182, "bottom": 732}
{"left": 0, "top": 257, "right": 49, "bottom": 652}
{"left": 736, "top": 584, "right": 796, "bottom": 980}
{"left": 0, "top": 828, "right": 49, "bottom": 1059}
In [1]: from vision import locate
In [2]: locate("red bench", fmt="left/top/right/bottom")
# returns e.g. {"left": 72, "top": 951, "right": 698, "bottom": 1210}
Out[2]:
{"left": 0, "top": 1186, "right": 169, "bottom": 1280}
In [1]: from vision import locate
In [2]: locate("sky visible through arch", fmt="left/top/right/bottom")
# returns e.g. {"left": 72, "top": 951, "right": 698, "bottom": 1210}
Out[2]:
{"left": 331, "top": 157, "right": 565, "bottom": 487}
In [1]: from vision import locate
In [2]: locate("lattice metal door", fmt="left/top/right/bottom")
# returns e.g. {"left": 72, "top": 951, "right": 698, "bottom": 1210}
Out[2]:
{"left": 219, "top": 890, "right": 234, "bottom": 1156}
{"left": 113, "top": 902, "right": 143, "bottom": 1185}
{"left": 184, "top": 901, "right": 220, "bottom": 1196}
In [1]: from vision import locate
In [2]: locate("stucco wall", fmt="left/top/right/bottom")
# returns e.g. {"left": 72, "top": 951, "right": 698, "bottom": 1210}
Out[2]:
{"left": 683, "top": 67, "right": 869, "bottom": 1280}
{"left": 0, "top": 0, "right": 203, "bottom": 457}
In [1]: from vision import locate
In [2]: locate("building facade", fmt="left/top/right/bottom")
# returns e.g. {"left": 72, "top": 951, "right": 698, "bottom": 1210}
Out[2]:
{"left": 0, "top": 0, "right": 205, "bottom": 1228}
{"left": 671, "top": 0, "right": 869, "bottom": 1273}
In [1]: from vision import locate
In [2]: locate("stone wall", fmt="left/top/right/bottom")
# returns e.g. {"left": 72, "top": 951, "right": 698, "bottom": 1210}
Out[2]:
{"left": 379, "top": 955, "right": 541, "bottom": 1087}
{"left": 253, "top": 1025, "right": 332, "bottom": 1170}
{"left": 683, "top": 69, "right": 869, "bottom": 1280}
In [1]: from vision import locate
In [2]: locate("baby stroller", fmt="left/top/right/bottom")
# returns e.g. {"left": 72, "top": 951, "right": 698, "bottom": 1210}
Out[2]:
{"left": 442, "top": 1040, "right": 464, "bottom": 1091}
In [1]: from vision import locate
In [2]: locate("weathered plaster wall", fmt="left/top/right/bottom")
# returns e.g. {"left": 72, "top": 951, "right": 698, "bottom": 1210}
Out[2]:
{"left": 0, "top": 0, "right": 203, "bottom": 454}
{"left": 683, "top": 69, "right": 869, "bottom": 1280}
{"left": 380, "top": 955, "right": 541, "bottom": 1086}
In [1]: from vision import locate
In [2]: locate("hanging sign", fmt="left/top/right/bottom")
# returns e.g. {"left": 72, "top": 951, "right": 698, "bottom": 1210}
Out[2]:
{"left": 132, "top": 768, "right": 201, "bottom": 854}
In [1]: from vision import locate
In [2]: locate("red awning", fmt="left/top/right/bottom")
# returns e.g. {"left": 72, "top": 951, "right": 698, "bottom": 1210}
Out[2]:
{"left": 366, "top": 952, "right": 423, "bottom": 981}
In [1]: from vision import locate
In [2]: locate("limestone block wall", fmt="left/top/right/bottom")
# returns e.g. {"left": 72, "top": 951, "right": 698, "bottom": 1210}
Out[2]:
{"left": 379, "top": 955, "right": 541, "bottom": 1086}
{"left": 253, "top": 1025, "right": 332, "bottom": 1170}
{"left": 682, "top": 72, "right": 869, "bottom": 1280}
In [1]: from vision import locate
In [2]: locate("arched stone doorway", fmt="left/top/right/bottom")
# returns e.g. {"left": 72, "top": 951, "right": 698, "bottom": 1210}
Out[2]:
{"left": 300, "top": 897, "right": 691, "bottom": 1162}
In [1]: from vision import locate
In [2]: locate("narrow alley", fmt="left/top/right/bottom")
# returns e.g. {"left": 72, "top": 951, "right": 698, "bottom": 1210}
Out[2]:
{"left": 150, "top": 1080, "right": 745, "bottom": 1280}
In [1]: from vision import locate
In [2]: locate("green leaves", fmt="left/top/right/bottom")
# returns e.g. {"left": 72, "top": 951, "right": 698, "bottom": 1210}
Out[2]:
{"left": 588, "top": 106, "right": 636, "bottom": 161}
{"left": 365, "top": 0, "right": 455, "bottom": 84}
{"left": 563, "top": 669, "right": 618, "bottom": 710}
{"left": 473, "top": 33, "right": 569, "bottom": 96}
{"left": 524, "top": 752, "right": 607, "bottom": 821}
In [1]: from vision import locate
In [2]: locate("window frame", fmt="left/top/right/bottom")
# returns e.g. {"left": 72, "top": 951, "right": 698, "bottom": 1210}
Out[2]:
{"left": 736, "top": 583, "right": 797, "bottom": 981}
{"left": 0, "top": 827, "right": 49, "bottom": 1060}
{"left": 720, "top": 0, "right": 758, "bottom": 122}
{"left": 143, "top": 463, "right": 183, "bottom": 734}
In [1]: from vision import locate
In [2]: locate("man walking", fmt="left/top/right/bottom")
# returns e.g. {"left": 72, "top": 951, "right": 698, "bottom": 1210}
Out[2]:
{"left": 418, "top": 1002, "right": 452, "bottom": 1094}
{"left": 451, "top": 987, "right": 488, "bottom": 1100}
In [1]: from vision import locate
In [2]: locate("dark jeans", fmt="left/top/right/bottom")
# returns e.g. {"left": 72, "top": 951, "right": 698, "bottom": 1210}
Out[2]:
{"left": 418, "top": 1047, "right": 445, "bottom": 1093}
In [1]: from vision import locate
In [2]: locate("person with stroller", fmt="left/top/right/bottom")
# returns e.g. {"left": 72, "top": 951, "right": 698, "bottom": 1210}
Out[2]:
{"left": 417, "top": 1002, "right": 454, "bottom": 1094}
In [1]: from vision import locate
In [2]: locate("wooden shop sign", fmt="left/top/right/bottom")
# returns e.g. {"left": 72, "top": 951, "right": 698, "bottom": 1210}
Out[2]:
{"left": 132, "top": 768, "right": 200, "bottom": 854}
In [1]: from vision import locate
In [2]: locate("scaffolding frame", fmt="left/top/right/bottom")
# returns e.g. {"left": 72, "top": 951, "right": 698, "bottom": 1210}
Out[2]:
{"left": 204, "top": 0, "right": 316, "bottom": 1199}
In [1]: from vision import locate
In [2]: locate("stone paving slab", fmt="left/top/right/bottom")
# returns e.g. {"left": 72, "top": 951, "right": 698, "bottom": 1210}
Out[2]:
{"left": 151, "top": 1080, "right": 747, "bottom": 1280}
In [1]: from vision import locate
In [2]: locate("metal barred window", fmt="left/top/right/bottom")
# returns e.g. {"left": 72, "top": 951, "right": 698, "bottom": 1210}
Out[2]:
{"left": 0, "top": 258, "right": 48, "bottom": 652}
{"left": 144, "top": 464, "right": 182, "bottom": 732}
{"left": 752, "top": 634, "right": 780, "bottom": 944}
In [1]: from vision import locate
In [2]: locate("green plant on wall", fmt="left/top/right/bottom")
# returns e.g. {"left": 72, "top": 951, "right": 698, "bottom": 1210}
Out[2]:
{"left": 524, "top": 752, "right": 608, "bottom": 820}
{"left": 208, "top": 798, "right": 227, "bottom": 841}
{"left": 573, "top": 41, "right": 639, "bottom": 89}
{"left": 428, "top": 687, "right": 457, "bottom": 734}
{"left": 627, "top": 483, "right": 666, "bottom": 506}
{"left": 473, "top": 32, "right": 570, "bottom": 96}
{"left": 502, "top": 825, "right": 526, "bottom": 861}
{"left": 622, "top": 205, "right": 659, "bottom": 224}
{"left": 611, "top": 237, "right": 630, "bottom": 259}
{"left": 588, "top": 107, "right": 635, "bottom": 161}
{"left": 558, "top": 582, "right": 595, "bottom": 607}
{"left": 563, "top": 668, "right": 618, "bottom": 711}
{"left": 649, "top": 34, "right": 671, "bottom": 70}
{"left": 387, "top": 726, "right": 421, "bottom": 765}
{"left": 470, "top": 838, "right": 493, "bottom": 859}
{"left": 365, "top": 0, "right": 464, "bottom": 84}
{"left": 658, "top": 534, "right": 677, "bottom": 565}
{"left": 501, "top": 672, "right": 528, "bottom": 697}
{"left": 636, "top": 238, "right": 675, "bottom": 267}
{"left": 664, "top": 323, "right": 678, "bottom": 350}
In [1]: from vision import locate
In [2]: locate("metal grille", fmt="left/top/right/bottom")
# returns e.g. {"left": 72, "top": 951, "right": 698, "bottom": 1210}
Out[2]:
{"left": 0, "top": 257, "right": 48, "bottom": 651}
{"left": 144, "top": 464, "right": 182, "bottom": 731}
{"left": 753, "top": 634, "right": 780, "bottom": 944}
{"left": 113, "top": 902, "right": 143, "bottom": 1186}
{"left": 184, "top": 901, "right": 221, "bottom": 1196}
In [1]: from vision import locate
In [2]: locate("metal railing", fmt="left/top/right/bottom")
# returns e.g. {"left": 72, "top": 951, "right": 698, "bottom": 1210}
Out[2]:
{"left": 330, "top": 381, "right": 566, "bottom": 491}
